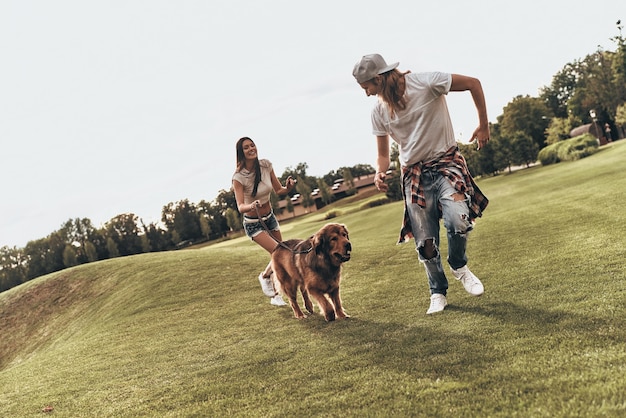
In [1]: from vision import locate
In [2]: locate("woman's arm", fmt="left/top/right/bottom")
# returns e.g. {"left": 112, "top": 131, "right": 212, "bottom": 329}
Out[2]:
{"left": 270, "top": 170, "right": 296, "bottom": 196}
{"left": 233, "top": 180, "right": 257, "bottom": 214}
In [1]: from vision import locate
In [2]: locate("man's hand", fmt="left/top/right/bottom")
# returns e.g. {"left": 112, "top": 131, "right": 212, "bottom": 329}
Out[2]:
{"left": 470, "top": 125, "right": 490, "bottom": 150}
{"left": 374, "top": 171, "right": 388, "bottom": 192}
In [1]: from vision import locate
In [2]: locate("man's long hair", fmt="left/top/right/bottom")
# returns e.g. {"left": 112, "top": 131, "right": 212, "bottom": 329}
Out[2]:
{"left": 377, "top": 69, "right": 411, "bottom": 118}
{"left": 235, "top": 136, "right": 262, "bottom": 197}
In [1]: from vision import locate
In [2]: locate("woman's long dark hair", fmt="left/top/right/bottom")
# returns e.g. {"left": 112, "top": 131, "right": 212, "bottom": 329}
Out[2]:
{"left": 235, "top": 136, "right": 262, "bottom": 197}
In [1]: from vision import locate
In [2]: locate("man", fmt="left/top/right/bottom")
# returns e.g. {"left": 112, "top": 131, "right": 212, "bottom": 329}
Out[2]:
{"left": 352, "top": 53, "right": 489, "bottom": 314}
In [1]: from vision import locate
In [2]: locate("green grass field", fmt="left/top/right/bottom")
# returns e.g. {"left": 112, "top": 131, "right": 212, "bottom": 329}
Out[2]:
{"left": 2, "top": 141, "right": 626, "bottom": 417}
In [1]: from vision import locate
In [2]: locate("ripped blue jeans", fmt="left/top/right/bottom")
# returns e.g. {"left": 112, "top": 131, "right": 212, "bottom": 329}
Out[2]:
{"left": 403, "top": 168, "right": 474, "bottom": 296}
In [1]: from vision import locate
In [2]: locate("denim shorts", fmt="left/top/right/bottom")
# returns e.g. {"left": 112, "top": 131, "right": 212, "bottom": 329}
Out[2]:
{"left": 243, "top": 212, "right": 280, "bottom": 239}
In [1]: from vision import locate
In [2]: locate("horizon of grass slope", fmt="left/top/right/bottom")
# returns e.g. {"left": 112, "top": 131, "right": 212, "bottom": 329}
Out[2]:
{"left": 1, "top": 141, "right": 625, "bottom": 417}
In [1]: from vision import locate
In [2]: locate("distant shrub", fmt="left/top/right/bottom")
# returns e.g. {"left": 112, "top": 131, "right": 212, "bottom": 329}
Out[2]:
{"left": 324, "top": 211, "right": 341, "bottom": 220}
{"left": 360, "top": 197, "right": 391, "bottom": 210}
{"left": 537, "top": 144, "right": 559, "bottom": 165}
{"left": 538, "top": 134, "right": 599, "bottom": 165}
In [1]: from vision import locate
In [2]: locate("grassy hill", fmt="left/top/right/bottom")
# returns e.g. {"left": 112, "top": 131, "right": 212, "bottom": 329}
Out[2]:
{"left": 2, "top": 141, "right": 626, "bottom": 417}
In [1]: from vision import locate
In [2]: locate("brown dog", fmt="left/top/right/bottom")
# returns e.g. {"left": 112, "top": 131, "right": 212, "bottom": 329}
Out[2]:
{"left": 271, "top": 223, "right": 351, "bottom": 321}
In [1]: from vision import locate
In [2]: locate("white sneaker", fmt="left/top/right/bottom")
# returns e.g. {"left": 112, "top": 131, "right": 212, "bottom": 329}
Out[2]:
{"left": 270, "top": 295, "right": 287, "bottom": 306}
{"left": 451, "top": 265, "right": 484, "bottom": 296}
{"left": 258, "top": 273, "right": 276, "bottom": 297}
{"left": 426, "top": 294, "right": 447, "bottom": 314}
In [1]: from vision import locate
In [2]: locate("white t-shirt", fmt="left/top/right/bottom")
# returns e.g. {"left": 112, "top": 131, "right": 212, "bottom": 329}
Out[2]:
{"left": 232, "top": 159, "right": 274, "bottom": 205}
{"left": 371, "top": 72, "right": 456, "bottom": 167}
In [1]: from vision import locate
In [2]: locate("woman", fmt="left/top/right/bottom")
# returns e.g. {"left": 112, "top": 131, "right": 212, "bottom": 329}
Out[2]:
{"left": 232, "top": 137, "right": 296, "bottom": 306}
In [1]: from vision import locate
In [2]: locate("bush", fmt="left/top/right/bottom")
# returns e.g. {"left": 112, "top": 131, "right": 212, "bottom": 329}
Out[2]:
{"left": 537, "top": 145, "right": 559, "bottom": 165}
{"left": 538, "top": 134, "right": 599, "bottom": 165}
{"left": 360, "top": 197, "right": 391, "bottom": 210}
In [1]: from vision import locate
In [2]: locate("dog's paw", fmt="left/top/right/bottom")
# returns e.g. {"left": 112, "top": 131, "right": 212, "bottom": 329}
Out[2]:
{"left": 324, "top": 311, "right": 336, "bottom": 322}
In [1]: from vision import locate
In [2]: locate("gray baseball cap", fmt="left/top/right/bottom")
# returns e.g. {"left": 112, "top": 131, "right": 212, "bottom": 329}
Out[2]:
{"left": 352, "top": 54, "right": 399, "bottom": 84}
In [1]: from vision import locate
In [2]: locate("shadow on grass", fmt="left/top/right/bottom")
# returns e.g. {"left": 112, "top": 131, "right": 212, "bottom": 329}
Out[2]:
{"left": 270, "top": 298, "right": 624, "bottom": 383}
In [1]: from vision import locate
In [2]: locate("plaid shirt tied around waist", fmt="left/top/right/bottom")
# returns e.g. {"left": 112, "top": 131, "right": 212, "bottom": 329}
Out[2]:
{"left": 398, "top": 146, "right": 489, "bottom": 244}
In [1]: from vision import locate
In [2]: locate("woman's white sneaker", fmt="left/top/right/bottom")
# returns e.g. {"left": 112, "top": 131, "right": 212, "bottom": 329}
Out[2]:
{"left": 258, "top": 273, "right": 276, "bottom": 297}
{"left": 270, "top": 294, "right": 287, "bottom": 306}
{"left": 451, "top": 265, "right": 484, "bottom": 296}
{"left": 427, "top": 294, "right": 447, "bottom": 314}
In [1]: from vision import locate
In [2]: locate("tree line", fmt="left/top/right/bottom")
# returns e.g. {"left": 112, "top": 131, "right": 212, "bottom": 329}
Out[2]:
{"left": 2, "top": 23, "right": 624, "bottom": 293}
{"left": 459, "top": 23, "right": 626, "bottom": 177}
{"left": 0, "top": 163, "right": 373, "bottom": 293}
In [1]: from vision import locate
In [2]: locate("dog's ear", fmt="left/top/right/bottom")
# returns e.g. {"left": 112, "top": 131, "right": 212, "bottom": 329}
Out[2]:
{"left": 311, "top": 229, "right": 327, "bottom": 255}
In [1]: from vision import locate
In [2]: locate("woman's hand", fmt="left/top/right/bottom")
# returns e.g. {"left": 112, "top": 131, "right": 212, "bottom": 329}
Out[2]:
{"left": 250, "top": 200, "right": 261, "bottom": 212}
{"left": 285, "top": 176, "right": 297, "bottom": 191}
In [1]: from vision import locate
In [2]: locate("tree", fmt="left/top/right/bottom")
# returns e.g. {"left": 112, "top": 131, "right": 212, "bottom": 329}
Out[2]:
{"left": 349, "top": 164, "right": 376, "bottom": 177}
{"left": 461, "top": 140, "right": 501, "bottom": 176}
{"left": 610, "top": 23, "right": 626, "bottom": 124}
{"left": 341, "top": 168, "right": 356, "bottom": 196}
{"left": 161, "top": 199, "right": 202, "bottom": 243}
{"left": 106, "top": 237, "right": 120, "bottom": 258}
{"left": 224, "top": 208, "right": 240, "bottom": 233}
{"left": 198, "top": 197, "right": 230, "bottom": 239}
{"left": 540, "top": 61, "right": 581, "bottom": 119}
{"left": 282, "top": 162, "right": 316, "bottom": 191}
{"left": 390, "top": 142, "right": 400, "bottom": 170}
{"left": 59, "top": 218, "right": 100, "bottom": 264}
{"left": 141, "top": 220, "right": 172, "bottom": 252}
{"left": 63, "top": 244, "right": 78, "bottom": 268}
{"left": 478, "top": 139, "right": 501, "bottom": 176}
{"left": 286, "top": 199, "right": 295, "bottom": 218}
{"left": 105, "top": 213, "right": 143, "bottom": 256}
{"left": 557, "top": 32, "right": 626, "bottom": 134}
{"left": 199, "top": 215, "right": 212, "bottom": 239}
{"left": 24, "top": 233, "right": 66, "bottom": 280}
{"left": 140, "top": 234, "right": 151, "bottom": 253}
{"left": 23, "top": 239, "right": 48, "bottom": 279}
{"left": 510, "top": 131, "right": 539, "bottom": 167}
{"left": 499, "top": 95, "right": 551, "bottom": 150}
{"left": 212, "top": 189, "right": 237, "bottom": 214}
{"left": 321, "top": 164, "right": 376, "bottom": 187}
{"left": 316, "top": 178, "right": 333, "bottom": 205}
{"left": 616, "top": 103, "right": 626, "bottom": 129}
{"left": 295, "top": 176, "right": 314, "bottom": 210}
{"left": 579, "top": 49, "right": 621, "bottom": 121}
{"left": 83, "top": 241, "right": 98, "bottom": 262}
{"left": 270, "top": 192, "right": 282, "bottom": 216}
{"left": 459, "top": 122, "right": 505, "bottom": 176}
{"left": 0, "top": 246, "right": 27, "bottom": 292}
{"left": 383, "top": 141, "right": 402, "bottom": 201}
{"left": 385, "top": 172, "right": 403, "bottom": 201}
{"left": 545, "top": 116, "right": 580, "bottom": 145}
{"left": 89, "top": 227, "right": 109, "bottom": 261}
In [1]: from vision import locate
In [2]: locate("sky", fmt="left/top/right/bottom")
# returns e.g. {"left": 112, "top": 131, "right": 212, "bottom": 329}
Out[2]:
{"left": 1, "top": 0, "right": 624, "bottom": 249}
